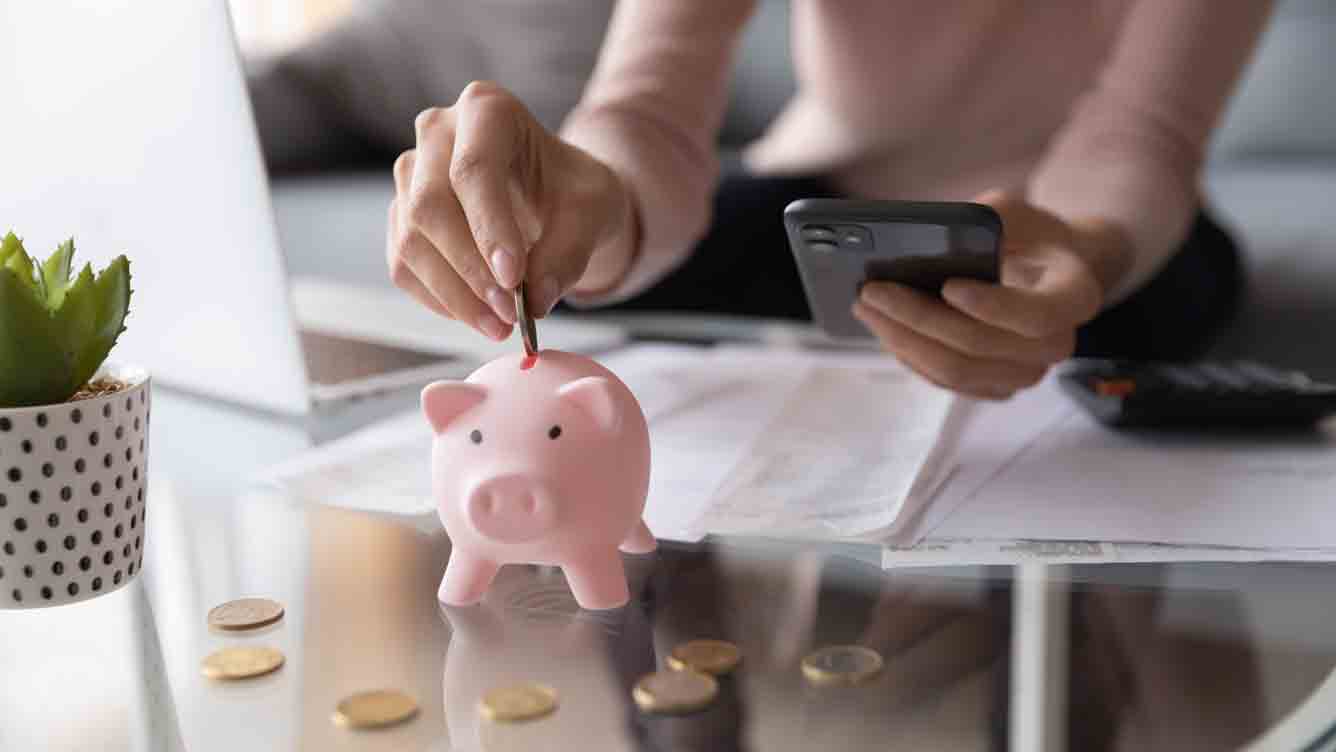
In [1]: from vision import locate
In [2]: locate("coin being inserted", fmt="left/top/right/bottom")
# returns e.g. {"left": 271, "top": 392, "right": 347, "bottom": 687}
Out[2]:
{"left": 666, "top": 639, "right": 742, "bottom": 676}
{"left": 632, "top": 669, "right": 719, "bottom": 715}
{"left": 208, "top": 597, "right": 285, "bottom": 632}
{"left": 479, "top": 682, "right": 558, "bottom": 723}
{"left": 201, "top": 646, "right": 285, "bottom": 681}
{"left": 514, "top": 280, "right": 539, "bottom": 357}
{"left": 332, "top": 689, "right": 420, "bottom": 730}
{"left": 800, "top": 645, "right": 884, "bottom": 687}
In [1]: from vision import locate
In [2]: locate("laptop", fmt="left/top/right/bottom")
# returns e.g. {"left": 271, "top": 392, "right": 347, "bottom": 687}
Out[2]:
{"left": 1, "top": 0, "right": 598, "bottom": 414}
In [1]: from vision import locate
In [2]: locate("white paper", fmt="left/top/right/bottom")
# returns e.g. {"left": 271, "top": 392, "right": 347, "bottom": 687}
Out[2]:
{"left": 640, "top": 355, "right": 806, "bottom": 541}
{"left": 692, "top": 353, "right": 957, "bottom": 540}
{"left": 258, "top": 410, "right": 439, "bottom": 530}
{"left": 889, "top": 375, "right": 1076, "bottom": 546}
{"left": 882, "top": 536, "right": 1336, "bottom": 568}
{"left": 927, "top": 378, "right": 1336, "bottom": 550}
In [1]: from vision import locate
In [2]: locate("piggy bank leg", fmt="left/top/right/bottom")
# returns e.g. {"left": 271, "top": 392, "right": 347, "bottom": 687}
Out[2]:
{"left": 563, "top": 550, "right": 629, "bottom": 610}
{"left": 438, "top": 552, "right": 500, "bottom": 606}
{"left": 618, "top": 518, "right": 658, "bottom": 555}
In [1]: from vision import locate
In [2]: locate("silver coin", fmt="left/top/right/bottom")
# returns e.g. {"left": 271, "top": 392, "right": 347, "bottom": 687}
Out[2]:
{"left": 514, "top": 281, "right": 539, "bottom": 356}
{"left": 800, "top": 645, "right": 884, "bottom": 686}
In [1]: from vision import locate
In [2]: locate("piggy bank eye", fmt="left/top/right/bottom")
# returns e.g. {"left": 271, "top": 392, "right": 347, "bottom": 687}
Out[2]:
{"left": 548, "top": 425, "right": 562, "bottom": 440}
{"left": 469, "top": 429, "right": 483, "bottom": 445}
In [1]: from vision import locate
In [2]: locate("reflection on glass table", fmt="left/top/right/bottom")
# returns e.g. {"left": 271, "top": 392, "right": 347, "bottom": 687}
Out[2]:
{"left": 4, "top": 385, "right": 1336, "bottom": 751}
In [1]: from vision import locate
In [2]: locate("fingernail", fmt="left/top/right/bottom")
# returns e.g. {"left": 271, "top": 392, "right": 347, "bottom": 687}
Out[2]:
{"left": 859, "top": 284, "right": 893, "bottom": 312}
{"left": 479, "top": 313, "right": 510, "bottom": 341}
{"left": 942, "top": 282, "right": 976, "bottom": 308}
{"left": 540, "top": 276, "right": 560, "bottom": 315}
{"left": 491, "top": 248, "right": 518, "bottom": 288}
{"left": 486, "top": 285, "right": 515, "bottom": 324}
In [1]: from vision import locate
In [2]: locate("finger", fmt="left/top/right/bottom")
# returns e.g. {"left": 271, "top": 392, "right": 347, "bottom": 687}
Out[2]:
{"left": 386, "top": 199, "right": 451, "bottom": 318}
{"left": 407, "top": 109, "right": 517, "bottom": 326}
{"left": 941, "top": 248, "right": 1101, "bottom": 338}
{"left": 393, "top": 148, "right": 416, "bottom": 194}
{"left": 395, "top": 151, "right": 475, "bottom": 321}
{"left": 860, "top": 282, "right": 1073, "bottom": 365}
{"left": 853, "top": 302, "right": 1045, "bottom": 399}
{"left": 524, "top": 201, "right": 595, "bottom": 316}
{"left": 972, "top": 189, "right": 1070, "bottom": 247}
{"left": 450, "top": 81, "right": 531, "bottom": 290}
{"left": 395, "top": 194, "right": 512, "bottom": 341}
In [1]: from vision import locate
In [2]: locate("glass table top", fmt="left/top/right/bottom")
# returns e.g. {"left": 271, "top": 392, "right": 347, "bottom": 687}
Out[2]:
{"left": 3, "top": 385, "right": 1335, "bottom": 752}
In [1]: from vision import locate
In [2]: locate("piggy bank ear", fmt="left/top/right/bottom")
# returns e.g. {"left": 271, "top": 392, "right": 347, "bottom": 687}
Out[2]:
{"left": 557, "top": 377, "right": 620, "bottom": 431}
{"left": 421, "top": 381, "right": 488, "bottom": 434}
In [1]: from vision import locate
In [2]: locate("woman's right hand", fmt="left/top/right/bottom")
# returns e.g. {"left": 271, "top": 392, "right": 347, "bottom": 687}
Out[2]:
{"left": 387, "top": 81, "right": 638, "bottom": 340}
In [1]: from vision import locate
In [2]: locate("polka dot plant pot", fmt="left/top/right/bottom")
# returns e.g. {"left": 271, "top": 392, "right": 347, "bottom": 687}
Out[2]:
{"left": 0, "top": 366, "right": 150, "bottom": 609}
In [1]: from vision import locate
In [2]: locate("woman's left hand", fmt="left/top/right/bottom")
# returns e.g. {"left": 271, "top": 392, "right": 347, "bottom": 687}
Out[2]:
{"left": 853, "top": 190, "right": 1130, "bottom": 400}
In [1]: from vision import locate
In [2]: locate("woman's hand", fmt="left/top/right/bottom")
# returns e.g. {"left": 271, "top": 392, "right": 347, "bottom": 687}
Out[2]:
{"left": 387, "top": 81, "right": 638, "bottom": 340}
{"left": 853, "top": 191, "right": 1132, "bottom": 400}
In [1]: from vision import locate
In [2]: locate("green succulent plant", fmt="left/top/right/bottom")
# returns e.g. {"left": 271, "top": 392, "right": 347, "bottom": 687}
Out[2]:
{"left": 0, "top": 231, "right": 131, "bottom": 408}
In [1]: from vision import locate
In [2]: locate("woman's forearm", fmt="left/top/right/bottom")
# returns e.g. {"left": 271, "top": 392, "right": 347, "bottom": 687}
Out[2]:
{"left": 1027, "top": 0, "right": 1274, "bottom": 306}
{"left": 558, "top": 0, "right": 756, "bottom": 304}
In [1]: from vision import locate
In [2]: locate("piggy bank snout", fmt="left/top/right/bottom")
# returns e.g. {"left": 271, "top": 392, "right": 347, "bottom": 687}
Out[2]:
{"left": 465, "top": 474, "right": 556, "bottom": 543}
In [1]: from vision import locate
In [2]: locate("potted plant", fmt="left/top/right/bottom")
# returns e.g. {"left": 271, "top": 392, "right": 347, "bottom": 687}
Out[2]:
{"left": 1, "top": 231, "right": 148, "bottom": 608}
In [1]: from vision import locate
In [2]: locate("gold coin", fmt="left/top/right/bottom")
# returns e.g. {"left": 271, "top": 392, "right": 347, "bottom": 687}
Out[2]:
{"left": 332, "top": 689, "right": 420, "bottom": 730}
{"left": 479, "top": 682, "right": 558, "bottom": 723}
{"left": 514, "top": 281, "right": 539, "bottom": 357}
{"left": 632, "top": 669, "right": 718, "bottom": 715}
{"left": 666, "top": 639, "right": 742, "bottom": 676}
{"left": 200, "top": 646, "right": 285, "bottom": 681}
{"left": 800, "top": 645, "right": 884, "bottom": 687}
{"left": 208, "top": 597, "right": 285, "bottom": 632}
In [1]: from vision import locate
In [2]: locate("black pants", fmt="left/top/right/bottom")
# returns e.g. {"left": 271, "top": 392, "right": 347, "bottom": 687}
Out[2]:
{"left": 606, "top": 174, "right": 1244, "bottom": 361}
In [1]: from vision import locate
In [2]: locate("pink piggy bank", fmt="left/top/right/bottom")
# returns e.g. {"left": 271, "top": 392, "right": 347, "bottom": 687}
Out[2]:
{"left": 422, "top": 349, "right": 655, "bottom": 610}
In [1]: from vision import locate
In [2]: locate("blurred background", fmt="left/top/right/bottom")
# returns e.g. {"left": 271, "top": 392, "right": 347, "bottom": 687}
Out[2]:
{"left": 227, "top": 0, "right": 354, "bottom": 55}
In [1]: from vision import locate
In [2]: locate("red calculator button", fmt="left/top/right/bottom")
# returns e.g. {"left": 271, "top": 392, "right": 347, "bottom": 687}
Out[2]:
{"left": 1094, "top": 378, "right": 1137, "bottom": 398}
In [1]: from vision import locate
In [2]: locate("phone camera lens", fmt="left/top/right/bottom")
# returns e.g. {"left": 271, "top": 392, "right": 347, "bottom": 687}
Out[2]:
{"left": 801, "top": 225, "right": 837, "bottom": 242}
{"left": 808, "top": 241, "right": 838, "bottom": 254}
{"left": 836, "top": 225, "right": 874, "bottom": 250}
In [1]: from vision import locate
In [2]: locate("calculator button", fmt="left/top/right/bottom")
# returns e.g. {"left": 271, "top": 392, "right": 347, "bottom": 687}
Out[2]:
{"left": 1195, "top": 363, "right": 1250, "bottom": 390}
{"left": 1233, "top": 361, "right": 1302, "bottom": 390}
{"left": 1093, "top": 378, "right": 1137, "bottom": 397}
{"left": 1158, "top": 365, "right": 1211, "bottom": 390}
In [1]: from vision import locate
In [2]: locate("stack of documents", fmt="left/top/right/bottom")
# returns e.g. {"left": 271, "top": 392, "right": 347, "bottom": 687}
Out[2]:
{"left": 886, "top": 376, "right": 1336, "bottom": 566}
{"left": 259, "top": 343, "right": 1336, "bottom": 567}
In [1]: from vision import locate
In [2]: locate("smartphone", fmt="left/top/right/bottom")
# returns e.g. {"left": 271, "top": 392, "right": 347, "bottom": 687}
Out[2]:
{"left": 784, "top": 199, "right": 1002, "bottom": 340}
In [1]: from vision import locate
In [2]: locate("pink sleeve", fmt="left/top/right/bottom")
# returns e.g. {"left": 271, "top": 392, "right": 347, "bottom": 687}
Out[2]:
{"left": 1027, "top": 0, "right": 1274, "bottom": 304}
{"left": 559, "top": 0, "right": 755, "bottom": 304}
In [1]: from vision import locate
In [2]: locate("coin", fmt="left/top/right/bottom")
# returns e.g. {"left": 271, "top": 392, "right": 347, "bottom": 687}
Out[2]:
{"left": 200, "top": 646, "right": 285, "bottom": 681}
{"left": 479, "top": 682, "right": 558, "bottom": 722}
{"left": 800, "top": 645, "right": 884, "bottom": 687}
{"left": 208, "top": 597, "right": 285, "bottom": 632}
{"left": 514, "top": 280, "right": 539, "bottom": 356}
{"left": 666, "top": 639, "right": 742, "bottom": 676}
{"left": 332, "top": 689, "right": 420, "bottom": 730}
{"left": 632, "top": 669, "right": 719, "bottom": 715}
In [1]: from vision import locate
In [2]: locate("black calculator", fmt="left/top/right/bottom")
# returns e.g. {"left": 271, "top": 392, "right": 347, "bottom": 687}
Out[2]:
{"left": 1058, "top": 359, "right": 1336, "bottom": 429}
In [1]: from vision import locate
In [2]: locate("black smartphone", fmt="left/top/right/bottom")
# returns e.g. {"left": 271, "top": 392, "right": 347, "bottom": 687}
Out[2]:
{"left": 784, "top": 199, "right": 1002, "bottom": 340}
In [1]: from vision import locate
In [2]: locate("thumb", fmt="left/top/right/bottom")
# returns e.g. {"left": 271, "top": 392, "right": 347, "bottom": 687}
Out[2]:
{"left": 524, "top": 204, "right": 595, "bottom": 317}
